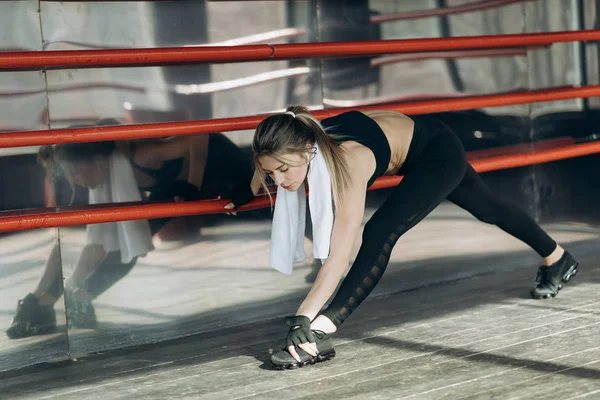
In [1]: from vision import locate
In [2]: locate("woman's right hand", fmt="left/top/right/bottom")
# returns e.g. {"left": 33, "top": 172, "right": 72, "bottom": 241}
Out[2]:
{"left": 224, "top": 201, "right": 237, "bottom": 216}
{"left": 224, "top": 184, "right": 255, "bottom": 216}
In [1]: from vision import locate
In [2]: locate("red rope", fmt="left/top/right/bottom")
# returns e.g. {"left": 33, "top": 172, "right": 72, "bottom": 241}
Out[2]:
{"left": 0, "top": 138, "right": 598, "bottom": 232}
{"left": 370, "top": 0, "right": 536, "bottom": 23}
{"left": 0, "top": 85, "right": 598, "bottom": 149}
{"left": 1, "top": 30, "right": 599, "bottom": 70}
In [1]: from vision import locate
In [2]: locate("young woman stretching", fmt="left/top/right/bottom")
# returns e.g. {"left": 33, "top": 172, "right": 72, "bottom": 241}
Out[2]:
{"left": 226, "top": 106, "right": 579, "bottom": 369}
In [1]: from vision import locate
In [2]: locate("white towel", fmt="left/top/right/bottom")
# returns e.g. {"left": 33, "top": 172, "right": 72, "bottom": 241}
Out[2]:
{"left": 86, "top": 151, "right": 154, "bottom": 263}
{"left": 269, "top": 143, "right": 334, "bottom": 274}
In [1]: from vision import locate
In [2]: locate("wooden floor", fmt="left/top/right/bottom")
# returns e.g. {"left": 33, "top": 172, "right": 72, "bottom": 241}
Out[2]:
{"left": 0, "top": 203, "right": 599, "bottom": 399}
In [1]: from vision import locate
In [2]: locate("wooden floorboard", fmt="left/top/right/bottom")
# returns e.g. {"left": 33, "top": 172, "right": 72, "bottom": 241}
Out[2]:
{"left": 1, "top": 204, "right": 599, "bottom": 399}
{"left": 1, "top": 248, "right": 598, "bottom": 399}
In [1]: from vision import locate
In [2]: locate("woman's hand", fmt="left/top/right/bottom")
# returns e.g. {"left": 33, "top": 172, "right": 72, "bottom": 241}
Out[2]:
{"left": 224, "top": 183, "right": 255, "bottom": 216}
{"left": 224, "top": 201, "right": 237, "bottom": 216}
{"left": 284, "top": 315, "right": 319, "bottom": 362}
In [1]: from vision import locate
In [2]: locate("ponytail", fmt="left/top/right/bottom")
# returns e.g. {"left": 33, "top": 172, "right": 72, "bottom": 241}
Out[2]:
{"left": 252, "top": 105, "right": 352, "bottom": 208}
{"left": 286, "top": 105, "right": 351, "bottom": 207}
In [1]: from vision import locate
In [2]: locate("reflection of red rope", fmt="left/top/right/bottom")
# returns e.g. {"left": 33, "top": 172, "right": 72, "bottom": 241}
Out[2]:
{"left": 370, "top": 46, "right": 544, "bottom": 66}
{"left": 0, "top": 48, "right": 536, "bottom": 98}
{"left": 322, "top": 92, "right": 472, "bottom": 107}
{"left": 1, "top": 137, "right": 598, "bottom": 232}
{"left": 370, "top": 0, "right": 536, "bottom": 23}
{"left": 1, "top": 30, "right": 599, "bottom": 70}
{"left": 0, "top": 83, "right": 145, "bottom": 97}
{"left": 40, "top": 0, "right": 532, "bottom": 22}
{"left": 42, "top": 28, "right": 308, "bottom": 50}
{"left": 0, "top": 84, "right": 597, "bottom": 149}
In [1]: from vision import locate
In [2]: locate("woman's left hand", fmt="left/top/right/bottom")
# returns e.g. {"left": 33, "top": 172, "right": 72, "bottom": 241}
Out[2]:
{"left": 285, "top": 315, "right": 319, "bottom": 362}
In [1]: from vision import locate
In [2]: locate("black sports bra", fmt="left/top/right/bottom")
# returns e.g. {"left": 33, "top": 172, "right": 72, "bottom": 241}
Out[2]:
{"left": 321, "top": 111, "right": 392, "bottom": 188}
{"left": 129, "top": 142, "right": 184, "bottom": 192}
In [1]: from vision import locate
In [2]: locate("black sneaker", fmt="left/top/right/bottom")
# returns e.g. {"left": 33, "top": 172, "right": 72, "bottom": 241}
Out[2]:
{"left": 530, "top": 251, "right": 579, "bottom": 299}
{"left": 6, "top": 293, "right": 57, "bottom": 339}
{"left": 65, "top": 294, "right": 97, "bottom": 329}
{"left": 270, "top": 330, "right": 336, "bottom": 370}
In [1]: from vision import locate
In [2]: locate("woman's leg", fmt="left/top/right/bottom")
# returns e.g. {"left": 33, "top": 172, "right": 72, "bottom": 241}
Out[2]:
{"left": 61, "top": 251, "right": 138, "bottom": 328}
{"left": 446, "top": 164, "right": 557, "bottom": 258}
{"left": 446, "top": 164, "right": 579, "bottom": 298}
{"left": 33, "top": 242, "right": 64, "bottom": 306}
{"left": 80, "top": 252, "right": 138, "bottom": 299}
{"left": 318, "top": 132, "right": 467, "bottom": 329}
{"left": 6, "top": 243, "right": 63, "bottom": 338}
{"left": 67, "top": 244, "right": 106, "bottom": 294}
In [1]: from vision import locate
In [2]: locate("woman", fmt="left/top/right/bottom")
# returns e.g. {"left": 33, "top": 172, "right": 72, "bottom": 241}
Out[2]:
{"left": 6, "top": 119, "right": 254, "bottom": 339}
{"left": 225, "top": 105, "right": 579, "bottom": 369}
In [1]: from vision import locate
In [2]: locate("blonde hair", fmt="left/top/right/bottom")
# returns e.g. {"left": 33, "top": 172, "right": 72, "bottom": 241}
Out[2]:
{"left": 252, "top": 105, "right": 351, "bottom": 208}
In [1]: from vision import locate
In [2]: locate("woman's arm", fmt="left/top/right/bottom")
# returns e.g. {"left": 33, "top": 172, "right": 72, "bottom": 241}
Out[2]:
{"left": 295, "top": 161, "right": 370, "bottom": 321}
{"left": 224, "top": 168, "right": 260, "bottom": 215}
{"left": 134, "top": 135, "right": 210, "bottom": 189}
{"left": 186, "top": 136, "right": 210, "bottom": 189}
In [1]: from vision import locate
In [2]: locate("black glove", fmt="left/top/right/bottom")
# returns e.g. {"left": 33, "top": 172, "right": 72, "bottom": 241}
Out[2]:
{"left": 229, "top": 183, "right": 255, "bottom": 210}
{"left": 284, "top": 315, "right": 315, "bottom": 348}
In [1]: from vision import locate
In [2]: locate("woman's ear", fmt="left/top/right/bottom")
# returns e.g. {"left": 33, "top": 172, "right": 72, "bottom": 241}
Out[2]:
{"left": 305, "top": 144, "right": 317, "bottom": 164}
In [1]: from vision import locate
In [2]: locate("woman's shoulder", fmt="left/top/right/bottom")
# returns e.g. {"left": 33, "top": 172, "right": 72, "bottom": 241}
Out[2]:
{"left": 339, "top": 141, "right": 376, "bottom": 184}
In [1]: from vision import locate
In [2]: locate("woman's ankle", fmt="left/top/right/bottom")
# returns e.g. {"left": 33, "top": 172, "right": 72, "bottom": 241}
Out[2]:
{"left": 544, "top": 245, "right": 565, "bottom": 266}
{"left": 310, "top": 315, "right": 337, "bottom": 334}
{"left": 33, "top": 291, "right": 58, "bottom": 307}
{"left": 68, "top": 287, "right": 94, "bottom": 302}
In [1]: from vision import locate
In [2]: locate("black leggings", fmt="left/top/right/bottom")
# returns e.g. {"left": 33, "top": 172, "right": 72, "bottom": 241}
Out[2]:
{"left": 320, "top": 117, "right": 557, "bottom": 327}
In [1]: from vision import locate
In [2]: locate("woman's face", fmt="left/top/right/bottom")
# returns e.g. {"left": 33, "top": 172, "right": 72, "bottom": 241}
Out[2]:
{"left": 60, "top": 156, "right": 109, "bottom": 189}
{"left": 258, "top": 152, "right": 309, "bottom": 192}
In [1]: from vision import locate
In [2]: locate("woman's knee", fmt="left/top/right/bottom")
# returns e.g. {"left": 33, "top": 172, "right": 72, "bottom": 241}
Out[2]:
{"left": 83, "top": 254, "right": 138, "bottom": 298}
{"left": 361, "top": 218, "right": 390, "bottom": 244}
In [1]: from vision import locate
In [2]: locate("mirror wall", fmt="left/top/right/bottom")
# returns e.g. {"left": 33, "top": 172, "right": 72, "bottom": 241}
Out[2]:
{"left": 0, "top": 0, "right": 597, "bottom": 373}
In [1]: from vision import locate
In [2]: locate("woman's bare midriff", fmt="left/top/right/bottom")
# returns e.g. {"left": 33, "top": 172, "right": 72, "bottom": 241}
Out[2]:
{"left": 358, "top": 110, "right": 415, "bottom": 176}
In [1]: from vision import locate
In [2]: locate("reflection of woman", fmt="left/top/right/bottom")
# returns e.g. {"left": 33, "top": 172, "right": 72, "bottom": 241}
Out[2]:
{"left": 227, "top": 106, "right": 579, "bottom": 369}
{"left": 6, "top": 119, "right": 254, "bottom": 339}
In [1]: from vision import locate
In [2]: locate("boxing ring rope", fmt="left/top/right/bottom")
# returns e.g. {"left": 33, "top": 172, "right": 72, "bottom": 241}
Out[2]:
{"left": 1, "top": 136, "right": 599, "bottom": 233}
{"left": 1, "top": 30, "right": 599, "bottom": 70}
{"left": 0, "top": 48, "right": 534, "bottom": 100}
{"left": 1, "top": 30, "right": 600, "bottom": 232}
{"left": 33, "top": 0, "right": 533, "bottom": 52}
{"left": 0, "top": 85, "right": 598, "bottom": 148}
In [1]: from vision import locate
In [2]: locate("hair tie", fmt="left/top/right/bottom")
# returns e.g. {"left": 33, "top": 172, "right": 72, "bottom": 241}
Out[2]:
{"left": 284, "top": 111, "right": 296, "bottom": 118}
